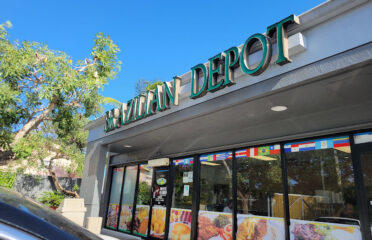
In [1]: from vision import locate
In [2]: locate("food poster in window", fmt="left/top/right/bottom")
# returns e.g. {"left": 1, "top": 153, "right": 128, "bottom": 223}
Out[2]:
{"left": 198, "top": 211, "right": 233, "bottom": 240}
{"left": 289, "top": 219, "right": 362, "bottom": 240}
{"left": 169, "top": 208, "right": 192, "bottom": 240}
{"left": 236, "top": 215, "right": 284, "bottom": 240}
{"left": 133, "top": 205, "right": 150, "bottom": 237}
{"left": 150, "top": 206, "right": 167, "bottom": 238}
{"left": 106, "top": 203, "right": 119, "bottom": 229}
{"left": 118, "top": 204, "right": 133, "bottom": 232}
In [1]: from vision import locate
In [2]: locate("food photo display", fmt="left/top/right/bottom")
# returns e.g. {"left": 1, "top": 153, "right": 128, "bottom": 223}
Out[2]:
{"left": 118, "top": 205, "right": 133, "bottom": 232}
{"left": 197, "top": 211, "right": 233, "bottom": 240}
{"left": 236, "top": 215, "right": 284, "bottom": 240}
{"left": 106, "top": 203, "right": 119, "bottom": 229}
{"left": 290, "top": 219, "right": 362, "bottom": 240}
{"left": 133, "top": 205, "right": 150, "bottom": 237}
{"left": 150, "top": 206, "right": 167, "bottom": 238}
{"left": 168, "top": 208, "right": 192, "bottom": 240}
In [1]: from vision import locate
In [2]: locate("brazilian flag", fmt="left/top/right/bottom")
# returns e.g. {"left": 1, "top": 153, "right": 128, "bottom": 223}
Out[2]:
{"left": 258, "top": 146, "right": 270, "bottom": 156}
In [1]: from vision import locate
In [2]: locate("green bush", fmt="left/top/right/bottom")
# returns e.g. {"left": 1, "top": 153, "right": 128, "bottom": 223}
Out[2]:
{"left": 0, "top": 171, "right": 17, "bottom": 189}
{"left": 73, "top": 183, "right": 79, "bottom": 192}
{"left": 38, "top": 191, "right": 64, "bottom": 208}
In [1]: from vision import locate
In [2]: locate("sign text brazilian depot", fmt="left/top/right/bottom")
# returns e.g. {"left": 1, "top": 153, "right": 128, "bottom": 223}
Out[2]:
{"left": 104, "top": 15, "right": 299, "bottom": 132}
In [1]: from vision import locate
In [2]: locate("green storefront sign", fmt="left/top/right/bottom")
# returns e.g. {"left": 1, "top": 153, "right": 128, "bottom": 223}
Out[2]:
{"left": 105, "top": 15, "right": 299, "bottom": 132}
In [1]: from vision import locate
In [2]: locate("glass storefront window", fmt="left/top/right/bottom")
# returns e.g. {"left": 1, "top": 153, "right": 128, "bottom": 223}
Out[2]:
{"left": 235, "top": 144, "right": 285, "bottom": 240}
{"left": 118, "top": 166, "right": 138, "bottom": 233}
{"left": 133, "top": 164, "right": 153, "bottom": 237}
{"left": 168, "top": 158, "right": 193, "bottom": 240}
{"left": 359, "top": 150, "right": 372, "bottom": 236}
{"left": 354, "top": 132, "right": 372, "bottom": 235}
{"left": 354, "top": 132, "right": 372, "bottom": 144}
{"left": 198, "top": 151, "right": 233, "bottom": 240}
{"left": 285, "top": 136, "right": 362, "bottom": 240}
{"left": 106, "top": 167, "right": 124, "bottom": 229}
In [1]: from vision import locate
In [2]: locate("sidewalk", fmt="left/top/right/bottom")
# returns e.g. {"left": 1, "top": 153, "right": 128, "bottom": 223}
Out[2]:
{"left": 100, "top": 234, "right": 120, "bottom": 240}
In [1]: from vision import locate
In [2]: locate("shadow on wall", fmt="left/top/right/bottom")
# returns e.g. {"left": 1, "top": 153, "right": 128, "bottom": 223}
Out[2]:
{"left": 14, "top": 174, "right": 81, "bottom": 200}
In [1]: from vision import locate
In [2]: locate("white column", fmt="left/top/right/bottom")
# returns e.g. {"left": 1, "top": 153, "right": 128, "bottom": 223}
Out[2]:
{"left": 80, "top": 141, "right": 107, "bottom": 217}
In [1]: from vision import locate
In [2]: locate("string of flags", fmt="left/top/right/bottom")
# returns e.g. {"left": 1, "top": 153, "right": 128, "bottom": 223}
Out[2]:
{"left": 173, "top": 158, "right": 194, "bottom": 166}
{"left": 200, "top": 151, "right": 233, "bottom": 162}
{"left": 235, "top": 145, "right": 280, "bottom": 158}
{"left": 172, "top": 136, "right": 351, "bottom": 165}
{"left": 284, "top": 136, "right": 350, "bottom": 153}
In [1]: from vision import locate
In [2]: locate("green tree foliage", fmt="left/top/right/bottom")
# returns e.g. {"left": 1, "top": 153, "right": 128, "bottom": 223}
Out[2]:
{"left": 0, "top": 22, "right": 120, "bottom": 147}
{"left": 236, "top": 155, "right": 282, "bottom": 214}
{"left": 0, "top": 22, "right": 121, "bottom": 195}
{"left": 135, "top": 78, "right": 163, "bottom": 95}
{"left": 137, "top": 182, "right": 151, "bottom": 204}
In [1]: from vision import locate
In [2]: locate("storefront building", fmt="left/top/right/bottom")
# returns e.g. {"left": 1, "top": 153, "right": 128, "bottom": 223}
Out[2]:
{"left": 80, "top": 0, "right": 372, "bottom": 239}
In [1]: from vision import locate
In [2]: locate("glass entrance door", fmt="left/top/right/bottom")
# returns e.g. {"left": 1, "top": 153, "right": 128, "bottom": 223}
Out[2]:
{"left": 149, "top": 167, "right": 169, "bottom": 239}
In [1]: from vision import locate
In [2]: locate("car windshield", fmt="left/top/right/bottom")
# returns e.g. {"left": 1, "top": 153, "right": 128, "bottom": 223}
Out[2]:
{"left": 0, "top": 187, "right": 102, "bottom": 240}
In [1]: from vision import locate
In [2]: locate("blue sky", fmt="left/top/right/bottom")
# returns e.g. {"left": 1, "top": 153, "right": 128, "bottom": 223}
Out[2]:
{"left": 1, "top": 0, "right": 324, "bottom": 108}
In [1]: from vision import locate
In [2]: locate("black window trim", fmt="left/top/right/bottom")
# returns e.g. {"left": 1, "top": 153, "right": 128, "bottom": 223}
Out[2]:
{"left": 102, "top": 128, "right": 372, "bottom": 240}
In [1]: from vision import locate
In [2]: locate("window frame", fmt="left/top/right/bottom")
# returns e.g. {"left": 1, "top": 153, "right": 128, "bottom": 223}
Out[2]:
{"left": 102, "top": 128, "right": 372, "bottom": 240}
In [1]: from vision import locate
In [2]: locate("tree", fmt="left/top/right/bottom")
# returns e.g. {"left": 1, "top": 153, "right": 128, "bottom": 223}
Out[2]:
{"left": 0, "top": 22, "right": 121, "bottom": 197}
{"left": 135, "top": 78, "right": 163, "bottom": 95}
{"left": 236, "top": 156, "right": 282, "bottom": 214}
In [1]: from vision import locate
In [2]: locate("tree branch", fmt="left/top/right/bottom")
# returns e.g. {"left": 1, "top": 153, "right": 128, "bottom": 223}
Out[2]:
{"left": 12, "top": 97, "right": 57, "bottom": 146}
{"left": 48, "top": 152, "right": 79, "bottom": 198}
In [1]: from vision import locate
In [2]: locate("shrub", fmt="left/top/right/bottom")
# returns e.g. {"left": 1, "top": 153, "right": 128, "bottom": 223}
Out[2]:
{"left": 38, "top": 191, "right": 64, "bottom": 208}
{"left": 0, "top": 171, "right": 17, "bottom": 189}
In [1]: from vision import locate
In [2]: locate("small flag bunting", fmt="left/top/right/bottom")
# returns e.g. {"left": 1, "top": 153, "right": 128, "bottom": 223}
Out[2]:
{"left": 284, "top": 136, "right": 350, "bottom": 153}
{"left": 173, "top": 158, "right": 194, "bottom": 166}
{"left": 235, "top": 145, "right": 280, "bottom": 158}
{"left": 200, "top": 151, "right": 232, "bottom": 162}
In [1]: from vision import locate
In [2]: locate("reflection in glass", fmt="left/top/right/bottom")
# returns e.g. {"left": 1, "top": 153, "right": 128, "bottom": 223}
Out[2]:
{"left": 169, "top": 158, "right": 193, "bottom": 240}
{"left": 236, "top": 145, "right": 282, "bottom": 215}
{"left": 285, "top": 136, "right": 362, "bottom": 240}
{"left": 133, "top": 164, "right": 153, "bottom": 237}
{"left": 354, "top": 132, "right": 372, "bottom": 144}
{"left": 360, "top": 151, "right": 372, "bottom": 232}
{"left": 235, "top": 145, "right": 285, "bottom": 240}
{"left": 118, "top": 166, "right": 138, "bottom": 233}
{"left": 198, "top": 151, "right": 233, "bottom": 240}
{"left": 105, "top": 167, "right": 124, "bottom": 229}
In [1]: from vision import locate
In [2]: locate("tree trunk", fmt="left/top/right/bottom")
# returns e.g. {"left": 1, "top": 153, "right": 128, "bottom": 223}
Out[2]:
{"left": 48, "top": 154, "right": 79, "bottom": 198}
{"left": 238, "top": 190, "right": 250, "bottom": 214}
{"left": 12, "top": 102, "right": 56, "bottom": 146}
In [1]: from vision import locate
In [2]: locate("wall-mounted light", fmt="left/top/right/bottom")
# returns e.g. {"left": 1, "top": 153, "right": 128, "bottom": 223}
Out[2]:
{"left": 270, "top": 106, "right": 287, "bottom": 112}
